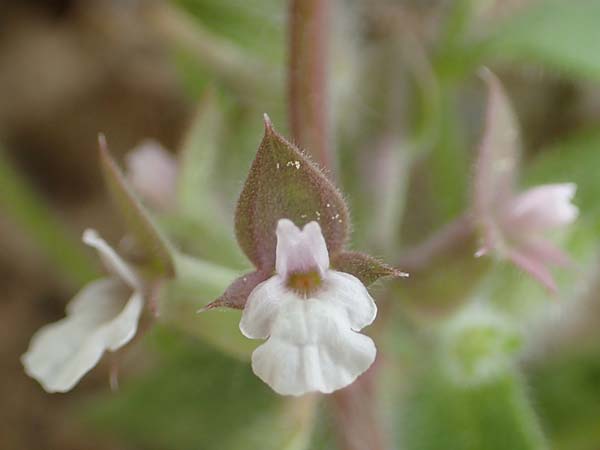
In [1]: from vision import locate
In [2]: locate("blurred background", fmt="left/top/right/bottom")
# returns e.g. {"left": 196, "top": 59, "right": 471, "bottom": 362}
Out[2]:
{"left": 2, "top": 0, "right": 600, "bottom": 449}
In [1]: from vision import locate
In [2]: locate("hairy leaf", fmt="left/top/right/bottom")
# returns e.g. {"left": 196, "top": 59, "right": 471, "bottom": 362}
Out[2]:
{"left": 203, "top": 270, "right": 271, "bottom": 310}
{"left": 99, "top": 136, "right": 175, "bottom": 278}
{"left": 235, "top": 115, "right": 349, "bottom": 270}
{"left": 331, "top": 251, "right": 407, "bottom": 287}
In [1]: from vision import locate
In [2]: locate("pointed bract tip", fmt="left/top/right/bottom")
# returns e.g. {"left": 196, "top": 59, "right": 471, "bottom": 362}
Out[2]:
{"left": 196, "top": 300, "right": 221, "bottom": 314}
{"left": 263, "top": 113, "right": 274, "bottom": 132}
{"left": 478, "top": 67, "right": 502, "bottom": 93}
{"left": 98, "top": 133, "right": 108, "bottom": 153}
{"left": 477, "top": 66, "right": 493, "bottom": 81}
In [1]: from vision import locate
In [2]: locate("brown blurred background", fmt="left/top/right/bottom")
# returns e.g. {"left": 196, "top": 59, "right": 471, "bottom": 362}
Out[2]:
{"left": 1, "top": 1, "right": 190, "bottom": 448}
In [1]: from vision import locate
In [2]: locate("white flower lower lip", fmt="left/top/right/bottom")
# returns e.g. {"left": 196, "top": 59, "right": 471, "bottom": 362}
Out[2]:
{"left": 240, "top": 219, "right": 378, "bottom": 396}
{"left": 21, "top": 230, "right": 144, "bottom": 393}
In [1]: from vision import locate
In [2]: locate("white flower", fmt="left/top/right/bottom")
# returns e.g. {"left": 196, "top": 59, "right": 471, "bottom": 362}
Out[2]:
{"left": 21, "top": 229, "right": 144, "bottom": 393}
{"left": 125, "top": 140, "right": 178, "bottom": 212}
{"left": 240, "top": 219, "right": 377, "bottom": 396}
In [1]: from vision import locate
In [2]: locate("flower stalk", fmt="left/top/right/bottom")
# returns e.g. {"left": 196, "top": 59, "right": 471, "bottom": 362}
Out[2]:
{"left": 288, "top": 0, "right": 333, "bottom": 171}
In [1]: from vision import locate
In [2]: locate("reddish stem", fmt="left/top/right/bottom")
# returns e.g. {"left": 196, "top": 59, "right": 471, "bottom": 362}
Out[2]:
{"left": 330, "top": 358, "right": 389, "bottom": 450}
{"left": 288, "top": 0, "right": 332, "bottom": 171}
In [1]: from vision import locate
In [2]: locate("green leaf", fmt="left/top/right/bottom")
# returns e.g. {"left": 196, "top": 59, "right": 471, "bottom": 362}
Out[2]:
{"left": 178, "top": 88, "right": 221, "bottom": 216}
{"left": 151, "top": 2, "right": 282, "bottom": 103}
{"left": 235, "top": 116, "right": 350, "bottom": 270}
{"left": 172, "top": 0, "right": 285, "bottom": 62}
{"left": 99, "top": 136, "right": 175, "bottom": 278}
{"left": 477, "top": 0, "right": 600, "bottom": 81}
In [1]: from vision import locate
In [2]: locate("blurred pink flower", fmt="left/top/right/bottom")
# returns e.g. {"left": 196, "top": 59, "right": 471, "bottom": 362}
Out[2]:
{"left": 474, "top": 70, "right": 578, "bottom": 292}
{"left": 125, "top": 140, "right": 178, "bottom": 212}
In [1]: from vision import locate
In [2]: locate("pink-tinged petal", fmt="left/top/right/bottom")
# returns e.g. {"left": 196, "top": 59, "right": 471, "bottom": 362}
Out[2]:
{"left": 125, "top": 140, "right": 178, "bottom": 212}
{"left": 22, "top": 279, "right": 143, "bottom": 393}
{"left": 507, "top": 248, "right": 557, "bottom": 293}
{"left": 474, "top": 69, "right": 521, "bottom": 220}
{"left": 519, "top": 239, "right": 573, "bottom": 268}
{"left": 83, "top": 229, "right": 141, "bottom": 290}
{"left": 504, "top": 183, "right": 578, "bottom": 232}
{"left": 275, "top": 219, "right": 329, "bottom": 279}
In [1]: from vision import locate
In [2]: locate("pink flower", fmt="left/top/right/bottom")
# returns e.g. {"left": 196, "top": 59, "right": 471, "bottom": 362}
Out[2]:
{"left": 240, "top": 219, "right": 377, "bottom": 396}
{"left": 474, "top": 70, "right": 578, "bottom": 292}
{"left": 125, "top": 140, "right": 178, "bottom": 212}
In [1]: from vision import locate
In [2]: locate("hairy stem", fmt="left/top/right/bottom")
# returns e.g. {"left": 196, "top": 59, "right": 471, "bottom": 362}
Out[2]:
{"left": 288, "top": 0, "right": 333, "bottom": 171}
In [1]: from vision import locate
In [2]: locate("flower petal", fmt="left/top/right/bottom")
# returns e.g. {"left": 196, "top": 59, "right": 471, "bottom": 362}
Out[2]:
{"left": 241, "top": 274, "right": 376, "bottom": 396}
{"left": 507, "top": 248, "right": 557, "bottom": 293}
{"left": 252, "top": 324, "right": 375, "bottom": 396}
{"left": 276, "top": 219, "right": 329, "bottom": 279}
{"left": 83, "top": 229, "right": 141, "bottom": 290}
{"left": 504, "top": 183, "right": 578, "bottom": 232}
{"left": 474, "top": 70, "right": 521, "bottom": 219}
{"left": 519, "top": 238, "right": 573, "bottom": 268}
{"left": 22, "top": 279, "right": 143, "bottom": 393}
{"left": 125, "top": 140, "right": 178, "bottom": 212}
{"left": 325, "top": 271, "right": 377, "bottom": 331}
{"left": 239, "top": 276, "right": 287, "bottom": 339}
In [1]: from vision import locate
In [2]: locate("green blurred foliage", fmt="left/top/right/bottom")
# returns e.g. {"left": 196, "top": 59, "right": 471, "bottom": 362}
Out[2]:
{"left": 6, "top": 0, "right": 600, "bottom": 449}
{"left": 401, "top": 367, "right": 548, "bottom": 450}
{"left": 86, "top": 327, "right": 288, "bottom": 450}
{"left": 530, "top": 344, "right": 600, "bottom": 450}
{"left": 478, "top": 0, "right": 600, "bottom": 81}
